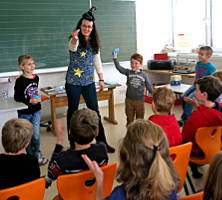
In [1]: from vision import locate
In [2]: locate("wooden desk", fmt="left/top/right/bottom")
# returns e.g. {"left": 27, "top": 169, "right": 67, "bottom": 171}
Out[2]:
{"left": 41, "top": 84, "right": 121, "bottom": 130}
{"left": 144, "top": 69, "right": 195, "bottom": 78}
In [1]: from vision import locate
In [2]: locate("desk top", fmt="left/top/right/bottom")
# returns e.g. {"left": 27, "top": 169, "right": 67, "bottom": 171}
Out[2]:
{"left": 155, "top": 84, "right": 191, "bottom": 94}
{"left": 143, "top": 69, "right": 195, "bottom": 78}
{"left": 41, "top": 82, "right": 121, "bottom": 96}
{"left": 0, "top": 97, "right": 27, "bottom": 112}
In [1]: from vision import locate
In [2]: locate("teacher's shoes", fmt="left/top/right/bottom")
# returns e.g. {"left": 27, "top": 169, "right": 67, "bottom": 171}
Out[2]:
{"left": 106, "top": 144, "right": 115, "bottom": 153}
{"left": 97, "top": 141, "right": 115, "bottom": 153}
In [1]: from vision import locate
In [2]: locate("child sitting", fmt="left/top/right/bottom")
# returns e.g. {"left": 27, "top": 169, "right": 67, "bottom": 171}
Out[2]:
{"left": 182, "top": 76, "right": 222, "bottom": 178}
{"left": 212, "top": 71, "right": 222, "bottom": 103}
{"left": 179, "top": 46, "right": 216, "bottom": 126}
{"left": 0, "top": 118, "right": 40, "bottom": 189}
{"left": 46, "top": 108, "right": 108, "bottom": 187}
{"left": 203, "top": 151, "right": 222, "bottom": 200}
{"left": 83, "top": 119, "right": 179, "bottom": 200}
{"left": 112, "top": 49, "right": 152, "bottom": 126}
{"left": 148, "top": 87, "right": 182, "bottom": 147}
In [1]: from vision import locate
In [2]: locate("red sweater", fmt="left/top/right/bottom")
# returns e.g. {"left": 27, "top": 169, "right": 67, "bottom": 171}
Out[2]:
{"left": 149, "top": 114, "right": 182, "bottom": 147}
{"left": 182, "top": 104, "right": 222, "bottom": 155}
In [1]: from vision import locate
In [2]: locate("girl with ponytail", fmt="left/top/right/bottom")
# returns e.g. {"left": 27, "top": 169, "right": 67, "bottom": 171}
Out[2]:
{"left": 82, "top": 119, "right": 179, "bottom": 200}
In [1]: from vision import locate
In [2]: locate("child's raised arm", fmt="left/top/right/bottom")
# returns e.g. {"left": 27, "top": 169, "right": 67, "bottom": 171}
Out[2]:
{"left": 81, "top": 154, "right": 104, "bottom": 200}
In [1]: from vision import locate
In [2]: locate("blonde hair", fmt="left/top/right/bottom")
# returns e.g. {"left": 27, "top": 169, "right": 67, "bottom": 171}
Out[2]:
{"left": 2, "top": 118, "right": 33, "bottom": 153}
{"left": 117, "top": 119, "right": 178, "bottom": 200}
{"left": 152, "top": 87, "right": 176, "bottom": 113}
{"left": 204, "top": 151, "right": 222, "bottom": 200}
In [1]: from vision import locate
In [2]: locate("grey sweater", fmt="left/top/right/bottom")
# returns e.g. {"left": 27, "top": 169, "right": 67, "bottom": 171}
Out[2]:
{"left": 113, "top": 58, "right": 152, "bottom": 100}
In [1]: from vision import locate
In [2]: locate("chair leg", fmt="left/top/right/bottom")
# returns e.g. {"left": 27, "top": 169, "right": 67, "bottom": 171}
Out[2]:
{"left": 184, "top": 181, "right": 189, "bottom": 195}
{"left": 187, "top": 172, "right": 196, "bottom": 194}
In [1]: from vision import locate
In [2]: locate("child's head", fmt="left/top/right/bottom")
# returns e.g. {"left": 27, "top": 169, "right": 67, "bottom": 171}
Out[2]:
{"left": 2, "top": 118, "right": 33, "bottom": 153}
{"left": 130, "top": 53, "right": 143, "bottom": 72}
{"left": 212, "top": 71, "right": 222, "bottom": 82}
{"left": 152, "top": 87, "right": 176, "bottom": 114}
{"left": 18, "top": 55, "right": 35, "bottom": 74}
{"left": 198, "top": 46, "right": 213, "bottom": 63}
{"left": 117, "top": 119, "right": 178, "bottom": 200}
{"left": 195, "top": 76, "right": 222, "bottom": 103}
{"left": 204, "top": 151, "right": 222, "bottom": 200}
{"left": 69, "top": 108, "right": 99, "bottom": 147}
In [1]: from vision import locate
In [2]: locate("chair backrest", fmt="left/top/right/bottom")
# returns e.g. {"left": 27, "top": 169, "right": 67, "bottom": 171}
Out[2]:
{"left": 191, "top": 126, "right": 222, "bottom": 164}
{"left": 0, "top": 178, "right": 45, "bottom": 200}
{"left": 177, "top": 191, "right": 204, "bottom": 200}
{"left": 57, "top": 162, "right": 117, "bottom": 200}
{"left": 169, "top": 142, "right": 192, "bottom": 192}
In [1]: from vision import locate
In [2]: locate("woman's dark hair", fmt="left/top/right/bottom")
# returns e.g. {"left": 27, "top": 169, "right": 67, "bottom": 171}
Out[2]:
{"left": 69, "top": 7, "right": 100, "bottom": 54}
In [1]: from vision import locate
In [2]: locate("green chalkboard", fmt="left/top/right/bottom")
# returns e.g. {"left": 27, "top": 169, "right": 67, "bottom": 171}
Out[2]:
{"left": 0, "top": 0, "right": 136, "bottom": 73}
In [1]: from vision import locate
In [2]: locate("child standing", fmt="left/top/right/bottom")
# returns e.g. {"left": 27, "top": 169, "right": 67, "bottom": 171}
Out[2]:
{"left": 148, "top": 87, "right": 182, "bottom": 147}
{"left": 112, "top": 50, "right": 152, "bottom": 126}
{"left": 0, "top": 118, "right": 40, "bottom": 189}
{"left": 179, "top": 46, "right": 216, "bottom": 126}
{"left": 14, "top": 55, "right": 48, "bottom": 166}
{"left": 83, "top": 119, "right": 179, "bottom": 200}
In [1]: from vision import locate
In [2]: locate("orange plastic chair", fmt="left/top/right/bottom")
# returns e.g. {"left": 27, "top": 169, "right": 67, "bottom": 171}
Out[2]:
{"left": 190, "top": 126, "right": 222, "bottom": 165}
{"left": 169, "top": 142, "right": 192, "bottom": 192}
{"left": 54, "top": 162, "right": 117, "bottom": 200}
{"left": 178, "top": 191, "right": 203, "bottom": 200}
{"left": 0, "top": 177, "right": 45, "bottom": 200}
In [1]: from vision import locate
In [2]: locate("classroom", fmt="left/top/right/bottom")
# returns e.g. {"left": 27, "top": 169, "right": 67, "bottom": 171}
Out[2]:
{"left": 0, "top": 0, "right": 222, "bottom": 199}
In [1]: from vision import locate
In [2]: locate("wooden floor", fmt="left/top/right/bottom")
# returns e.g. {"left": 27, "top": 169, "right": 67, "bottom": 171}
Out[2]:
{"left": 40, "top": 103, "right": 208, "bottom": 199}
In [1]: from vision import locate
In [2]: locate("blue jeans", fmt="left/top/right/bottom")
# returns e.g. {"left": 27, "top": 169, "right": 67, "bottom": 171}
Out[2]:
{"left": 181, "top": 84, "right": 195, "bottom": 121}
{"left": 18, "top": 111, "right": 41, "bottom": 156}
{"left": 65, "top": 83, "right": 107, "bottom": 143}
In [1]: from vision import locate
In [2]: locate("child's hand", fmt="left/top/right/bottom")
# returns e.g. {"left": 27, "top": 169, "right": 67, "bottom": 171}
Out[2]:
{"left": 71, "top": 29, "right": 80, "bottom": 40}
{"left": 183, "top": 96, "right": 199, "bottom": 108}
{"left": 81, "top": 154, "right": 104, "bottom": 183}
{"left": 30, "top": 96, "right": 41, "bottom": 104}
{"left": 55, "top": 119, "right": 66, "bottom": 145}
{"left": 82, "top": 154, "right": 104, "bottom": 200}
{"left": 112, "top": 48, "right": 120, "bottom": 59}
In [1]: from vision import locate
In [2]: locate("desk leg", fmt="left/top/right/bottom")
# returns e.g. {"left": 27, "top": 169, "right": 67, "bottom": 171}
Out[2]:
{"left": 103, "top": 88, "right": 118, "bottom": 125}
{"left": 50, "top": 96, "right": 56, "bottom": 133}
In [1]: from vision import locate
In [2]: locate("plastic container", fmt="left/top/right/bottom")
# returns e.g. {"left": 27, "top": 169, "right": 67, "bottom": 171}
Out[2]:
{"left": 154, "top": 53, "right": 168, "bottom": 60}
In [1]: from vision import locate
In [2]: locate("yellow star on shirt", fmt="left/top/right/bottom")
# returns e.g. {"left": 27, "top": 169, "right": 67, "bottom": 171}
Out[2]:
{"left": 74, "top": 68, "right": 84, "bottom": 77}
{"left": 80, "top": 51, "right": 86, "bottom": 57}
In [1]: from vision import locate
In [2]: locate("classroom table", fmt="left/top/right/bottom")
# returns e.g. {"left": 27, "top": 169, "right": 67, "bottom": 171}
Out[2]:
{"left": 155, "top": 84, "right": 192, "bottom": 94}
{"left": 0, "top": 97, "right": 27, "bottom": 153}
{"left": 41, "top": 83, "right": 121, "bottom": 130}
{"left": 143, "top": 69, "right": 196, "bottom": 78}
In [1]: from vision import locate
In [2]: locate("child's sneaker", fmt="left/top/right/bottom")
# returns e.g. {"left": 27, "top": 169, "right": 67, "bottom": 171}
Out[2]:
{"left": 37, "top": 153, "right": 48, "bottom": 166}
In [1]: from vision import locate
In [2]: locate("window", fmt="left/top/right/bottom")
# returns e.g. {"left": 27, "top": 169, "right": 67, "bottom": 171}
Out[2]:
{"left": 172, "top": 0, "right": 222, "bottom": 52}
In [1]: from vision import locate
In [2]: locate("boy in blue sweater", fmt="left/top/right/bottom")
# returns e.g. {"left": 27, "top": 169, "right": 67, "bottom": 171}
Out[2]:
{"left": 179, "top": 46, "right": 216, "bottom": 126}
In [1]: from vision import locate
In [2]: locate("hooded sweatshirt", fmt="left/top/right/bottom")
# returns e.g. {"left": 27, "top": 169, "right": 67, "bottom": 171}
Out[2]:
{"left": 182, "top": 103, "right": 222, "bottom": 155}
{"left": 149, "top": 114, "right": 182, "bottom": 147}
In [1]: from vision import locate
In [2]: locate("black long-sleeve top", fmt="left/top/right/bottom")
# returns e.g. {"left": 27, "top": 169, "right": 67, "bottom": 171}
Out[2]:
{"left": 14, "top": 75, "right": 41, "bottom": 114}
{"left": 0, "top": 154, "right": 40, "bottom": 189}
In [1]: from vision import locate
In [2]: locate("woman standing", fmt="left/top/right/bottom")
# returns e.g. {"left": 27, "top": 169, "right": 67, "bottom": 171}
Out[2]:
{"left": 65, "top": 7, "right": 115, "bottom": 153}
